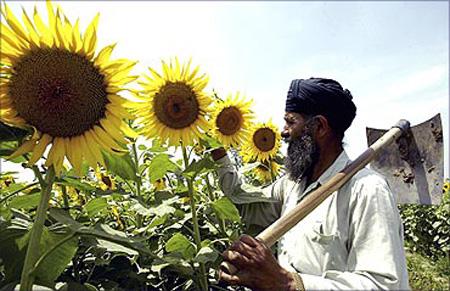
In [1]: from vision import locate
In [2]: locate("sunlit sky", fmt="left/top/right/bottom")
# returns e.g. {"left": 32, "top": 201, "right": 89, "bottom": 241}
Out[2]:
{"left": 3, "top": 1, "right": 449, "bottom": 179}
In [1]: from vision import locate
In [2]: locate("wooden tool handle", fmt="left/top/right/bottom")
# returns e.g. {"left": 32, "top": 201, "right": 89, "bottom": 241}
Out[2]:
{"left": 220, "top": 123, "right": 406, "bottom": 275}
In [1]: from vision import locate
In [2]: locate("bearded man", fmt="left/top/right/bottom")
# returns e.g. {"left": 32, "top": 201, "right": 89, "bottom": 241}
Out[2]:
{"left": 211, "top": 78, "right": 410, "bottom": 291}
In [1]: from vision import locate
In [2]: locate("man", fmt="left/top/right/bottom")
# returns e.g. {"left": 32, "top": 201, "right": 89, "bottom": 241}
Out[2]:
{"left": 211, "top": 78, "right": 409, "bottom": 290}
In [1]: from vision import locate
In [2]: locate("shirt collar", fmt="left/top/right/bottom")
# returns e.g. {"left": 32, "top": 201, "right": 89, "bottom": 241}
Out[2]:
{"left": 303, "top": 150, "right": 351, "bottom": 195}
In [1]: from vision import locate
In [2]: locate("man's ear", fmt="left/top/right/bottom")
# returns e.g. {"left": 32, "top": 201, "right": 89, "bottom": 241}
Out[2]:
{"left": 313, "top": 115, "right": 331, "bottom": 138}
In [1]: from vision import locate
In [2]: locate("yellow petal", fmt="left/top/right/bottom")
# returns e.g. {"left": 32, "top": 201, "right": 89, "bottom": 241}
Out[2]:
{"left": 79, "top": 134, "right": 97, "bottom": 168}
{"left": 33, "top": 6, "right": 52, "bottom": 47}
{"left": 85, "top": 130, "right": 105, "bottom": 164}
{"left": 21, "top": 7, "right": 40, "bottom": 48}
{"left": 82, "top": 13, "right": 99, "bottom": 57}
{"left": 93, "top": 126, "right": 125, "bottom": 153}
{"left": 70, "top": 136, "right": 83, "bottom": 175}
{"left": 100, "top": 117, "right": 127, "bottom": 144}
{"left": 28, "top": 134, "right": 52, "bottom": 165}
{"left": 2, "top": 3, "right": 29, "bottom": 43}
{"left": 9, "top": 139, "right": 37, "bottom": 159}
{"left": 94, "top": 43, "right": 116, "bottom": 66}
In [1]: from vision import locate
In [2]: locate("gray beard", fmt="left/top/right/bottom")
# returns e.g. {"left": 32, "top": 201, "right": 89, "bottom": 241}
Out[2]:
{"left": 284, "top": 130, "right": 319, "bottom": 182}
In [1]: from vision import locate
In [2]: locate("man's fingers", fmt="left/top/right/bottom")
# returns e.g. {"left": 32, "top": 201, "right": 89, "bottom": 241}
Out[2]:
{"left": 229, "top": 240, "right": 257, "bottom": 257}
{"left": 218, "top": 269, "right": 242, "bottom": 285}
{"left": 222, "top": 249, "right": 250, "bottom": 268}
{"left": 239, "top": 234, "right": 261, "bottom": 247}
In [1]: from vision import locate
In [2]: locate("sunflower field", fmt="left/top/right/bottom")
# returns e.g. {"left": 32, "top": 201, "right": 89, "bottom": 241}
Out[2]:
{"left": 0, "top": 1, "right": 448, "bottom": 291}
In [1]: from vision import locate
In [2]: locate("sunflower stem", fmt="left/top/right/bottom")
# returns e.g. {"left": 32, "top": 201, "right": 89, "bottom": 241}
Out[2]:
{"left": 20, "top": 166, "right": 56, "bottom": 291}
{"left": 131, "top": 141, "right": 143, "bottom": 228}
{"left": 181, "top": 144, "right": 208, "bottom": 291}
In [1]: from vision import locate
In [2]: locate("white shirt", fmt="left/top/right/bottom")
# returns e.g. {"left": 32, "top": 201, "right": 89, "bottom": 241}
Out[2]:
{"left": 217, "top": 151, "right": 410, "bottom": 290}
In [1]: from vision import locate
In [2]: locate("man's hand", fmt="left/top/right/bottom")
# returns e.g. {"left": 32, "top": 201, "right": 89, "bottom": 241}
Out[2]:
{"left": 219, "top": 235, "right": 297, "bottom": 291}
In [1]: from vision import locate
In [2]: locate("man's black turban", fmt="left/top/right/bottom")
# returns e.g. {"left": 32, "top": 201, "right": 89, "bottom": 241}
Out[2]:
{"left": 285, "top": 78, "right": 356, "bottom": 136}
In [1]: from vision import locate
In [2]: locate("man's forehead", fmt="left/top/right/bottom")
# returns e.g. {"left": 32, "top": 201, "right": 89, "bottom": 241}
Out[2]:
{"left": 284, "top": 112, "right": 303, "bottom": 120}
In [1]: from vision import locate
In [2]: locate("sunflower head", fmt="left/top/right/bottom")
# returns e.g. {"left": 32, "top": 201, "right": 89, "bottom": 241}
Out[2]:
{"left": 443, "top": 181, "right": 450, "bottom": 193}
{"left": 1, "top": 1, "right": 138, "bottom": 175}
{"left": 253, "top": 160, "right": 281, "bottom": 184}
{"left": 242, "top": 120, "right": 281, "bottom": 163}
{"left": 134, "top": 58, "right": 211, "bottom": 146}
{"left": 210, "top": 92, "right": 254, "bottom": 148}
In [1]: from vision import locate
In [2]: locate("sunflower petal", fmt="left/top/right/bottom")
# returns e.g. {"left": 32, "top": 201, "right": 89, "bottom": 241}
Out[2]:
{"left": 82, "top": 13, "right": 99, "bottom": 56}
{"left": 93, "top": 125, "right": 125, "bottom": 152}
{"left": 3, "top": 3, "right": 29, "bottom": 43}
{"left": 28, "top": 134, "right": 52, "bottom": 165}
{"left": 94, "top": 43, "right": 116, "bottom": 66}
{"left": 79, "top": 134, "right": 96, "bottom": 168}
{"left": 21, "top": 7, "right": 40, "bottom": 48}
{"left": 84, "top": 131, "right": 105, "bottom": 166}
{"left": 9, "top": 139, "right": 37, "bottom": 159}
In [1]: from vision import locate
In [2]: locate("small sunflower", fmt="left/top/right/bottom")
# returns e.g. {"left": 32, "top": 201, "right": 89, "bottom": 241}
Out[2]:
{"left": 152, "top": 178, "right": 167, "bottom": 191}
{"left": 134, "top": 58, "right": 211, "bottom": 146}
{"left": 253, "top": 161, "right": 281, "bottom": 184}
{"left": 242, "top": 120, "right": 281, "bottom": 162}
{"left": 94, "top": 166, "right": 116, "bottom": 191}
{"left": 210, "top": 92, "right": 254, "bottom": 148}
{"left": 443, "top": 181, "right": 450, "bottom": 193}
{"left": 1, "top": 1, "right": 137, "bottom": 175}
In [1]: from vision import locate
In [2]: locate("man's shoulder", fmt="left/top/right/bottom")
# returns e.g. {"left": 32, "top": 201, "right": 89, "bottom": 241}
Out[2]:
{"left": 346, "top": 167, "right": 393, "bottom": 200}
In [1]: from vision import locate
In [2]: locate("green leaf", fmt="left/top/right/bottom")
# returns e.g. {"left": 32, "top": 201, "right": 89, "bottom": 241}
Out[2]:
{"left": 84, "top": 197, "right": 108, "bottom": 217}
{"left": 56, "top": 177, "right": 96, "bottom": 192}
{"left": 138, "top": 144, "right": 147, "bottom": 151}
{"left": 182, "top": 156, "right": 216, "bottom": 179}
{"left": 149, "top": 138, "right": 168, "bottom": 153}
{"left": 165, "top": 232, "right": 196, "bottom": 259}
{"left": 49, "top": 208, "right": 158, "bottom": 259}
{"left": 148, "top": 154, "right": 180, "bottom": 183}
{"left": 211, "top": 197, "right": 241, "bottom": 222}
{"left": 194, "top": 246, "right": 218, "bottom": 264}
{"left": 9, "top": 192, "right": 41, "bottom": 209}
{"left": 33, "top": 229, "right": 78, "bottom": 288}
{"left": 102, "top": 151, "right": 137, "bottom": 182}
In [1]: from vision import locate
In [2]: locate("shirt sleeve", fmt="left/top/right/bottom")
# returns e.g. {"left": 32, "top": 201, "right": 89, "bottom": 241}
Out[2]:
{"left": 216, "top": 155, "right": 283, "bottom": 229}
{"left": 299, "top": 173, "right": 410, "bottom": 290}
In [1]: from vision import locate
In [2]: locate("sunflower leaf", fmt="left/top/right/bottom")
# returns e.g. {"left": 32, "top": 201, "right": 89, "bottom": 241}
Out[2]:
{"left": 182, "top": 156, "right": 217, "bottom": 179}
{"left": 102, "top": 151, "right": 137, "bottom": 182}
{"left": 211, "top": 197, "right": 241, "bottom": 222}
{"left": 148, "top": 154, "right": 180, "bottom": 183}
{"left": 165, "top": 232, "right": 196, "bottom": 260}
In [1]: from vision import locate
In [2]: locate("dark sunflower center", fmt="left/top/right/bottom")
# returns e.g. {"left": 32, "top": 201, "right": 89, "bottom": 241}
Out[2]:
{"left": 216, "top": 106, "right": 243, "bottom": 135}
{"left": 253, "top": 128, "right": 276, "bottom": 152}
{"left": 9, "top": 48, "right": 108, "bottom": 137}
{"left": 153, "top": 82, "right": 200, "bottom": 129}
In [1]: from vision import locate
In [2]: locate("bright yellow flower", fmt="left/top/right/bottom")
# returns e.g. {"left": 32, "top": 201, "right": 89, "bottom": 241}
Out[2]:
{"left": 133, "top": 58, "right": 211, "bottom": 146}
{"left": 443, "top": 181, "right": 450, "bottom": 193}
{"left": 242, "top": 120, "right": 281, "bottom": 163}
{"left": 210, "top": 92, "right": 254, "bottom": 148}
{"left": 1, "top": 1, "right": 138, "bottom": 175}
{"left": 152, "top": 178, "right": 167, "bottom": 191}
{"left": 95, "top": 166, "right": 116, "bottom": 191}
{"left": 253, "top": 160, "right": 281, "bottom": 184}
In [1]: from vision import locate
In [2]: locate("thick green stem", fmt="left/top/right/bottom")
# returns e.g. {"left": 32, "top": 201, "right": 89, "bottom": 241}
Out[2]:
{"left": 132, "top": 141, "right": 143, "bottom": 228}
{"left": 181, "top": 145, "right": 208, "bottom": 291}
{"left": 205, "top": 175, "right": 227, "bottom": 237}
{"left": 20, "top": 166, "right": 56, "bottom": 291}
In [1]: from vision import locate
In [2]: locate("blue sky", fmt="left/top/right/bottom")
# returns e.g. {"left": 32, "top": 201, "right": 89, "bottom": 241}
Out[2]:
{"left": 4, "top": 1, "right": 449, "bottom": 178}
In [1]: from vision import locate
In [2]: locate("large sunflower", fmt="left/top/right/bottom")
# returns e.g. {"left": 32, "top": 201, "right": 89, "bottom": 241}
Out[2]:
{"left": 242, "top": 120, "right": 281, "bottom": 163}
{"left": 0, "top": 1, "right": 137, "bottom": 175}
{"left": 210, "top": 92, "right": 254, "bottom": 148}
{"left": 134, "top": 58, "right": 211, "bottom": 146}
